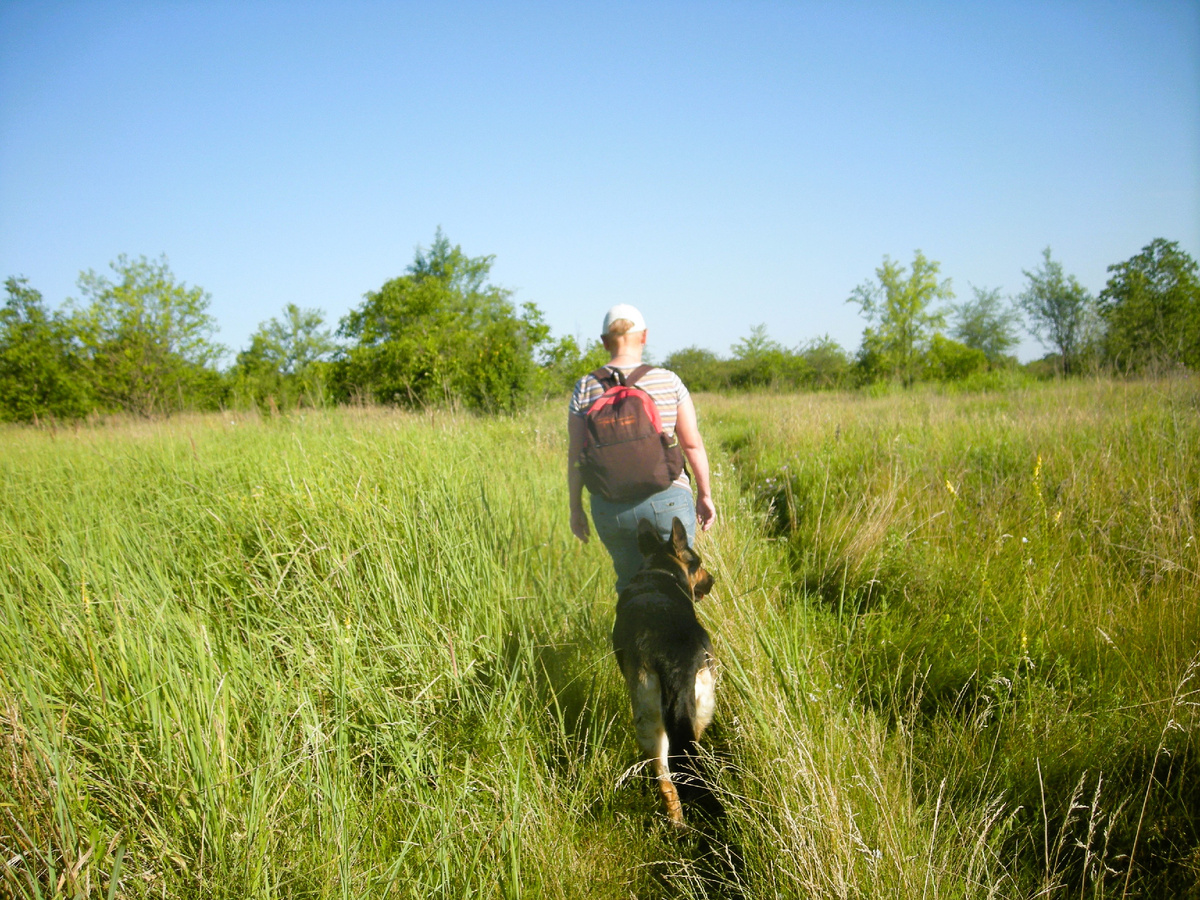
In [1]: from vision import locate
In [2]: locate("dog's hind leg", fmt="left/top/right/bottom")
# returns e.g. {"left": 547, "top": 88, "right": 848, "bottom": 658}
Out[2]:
{"left": 631, "top": 672, "right": 684, "bottom": 826}
{"left": 651, "top": 729, "right": 684, "bottom": 826}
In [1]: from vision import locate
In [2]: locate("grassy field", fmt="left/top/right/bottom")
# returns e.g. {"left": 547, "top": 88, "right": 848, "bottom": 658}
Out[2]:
{"left": 1, "top": 377, "right": 1197, "bottom": 898}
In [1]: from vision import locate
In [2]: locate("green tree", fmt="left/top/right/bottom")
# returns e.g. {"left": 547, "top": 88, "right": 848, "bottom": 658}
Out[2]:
{"left": 663, "top": 346, "right": 731, "bottom": 392}
{"left": 67, "top": 255, "right": 225, "bottom": 414}
{"left": 730, "top": 323, "right": 779, "bottom": 359}
{"left": 241, "top": 303, "right": 336, "bottom": 376}
{"left": 234, "top": 304, "right": 336, "bottom": 409}
{"left": 848, "top": 251, "right": 952, "bottom": 386}
{"left": 0, "top": 277, "right": 91, "bottom": 421}
{"left": 1098, "top": 238, "right": 1200, "bottom": 372}
{"left": 798, "top": 335, "right": 851, "bottom": 389}
{"left": 1016, "top": 248, "right": 1094, "bottom": 376}
{"left": 951, "top": 285, "right": 1022, "bottom": 364}
{"left": 333, "top": 230, "right": 550, "bottom": 411}
{"left": 729, "top": 324, "right": 810, "bottom": 389}
{"left": 535, "top": 334, "right": 609, "bottom": 397}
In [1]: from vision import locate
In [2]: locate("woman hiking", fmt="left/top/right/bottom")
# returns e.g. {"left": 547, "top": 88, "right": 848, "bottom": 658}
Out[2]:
{"left": 567, "top": 303, "right": 717, "bottom": 592}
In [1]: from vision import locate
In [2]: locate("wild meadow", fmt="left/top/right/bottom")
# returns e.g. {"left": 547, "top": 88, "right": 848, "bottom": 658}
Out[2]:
{"left": 1, "top": 376, "right": 1197, "bottom": 898}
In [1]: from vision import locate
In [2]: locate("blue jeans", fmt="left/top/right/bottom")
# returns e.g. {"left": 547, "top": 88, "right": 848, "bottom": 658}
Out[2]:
{"left": 590, "top": 484, "right": 697, "bottom": 594}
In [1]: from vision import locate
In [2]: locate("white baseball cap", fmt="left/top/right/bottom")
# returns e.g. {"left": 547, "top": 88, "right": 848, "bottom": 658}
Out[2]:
{"left": 601, "top": 303, "right": 647, "bottom": 336}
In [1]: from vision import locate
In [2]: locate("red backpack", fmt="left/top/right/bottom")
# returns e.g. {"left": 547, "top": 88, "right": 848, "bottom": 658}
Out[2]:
{"left": 577, "top": 365, "right": 685, "bottom": 502}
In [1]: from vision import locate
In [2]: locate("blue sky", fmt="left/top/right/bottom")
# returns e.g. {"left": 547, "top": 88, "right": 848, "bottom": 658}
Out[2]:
{"left": 2, "top": 1, "right": 1197, "bottom": 365}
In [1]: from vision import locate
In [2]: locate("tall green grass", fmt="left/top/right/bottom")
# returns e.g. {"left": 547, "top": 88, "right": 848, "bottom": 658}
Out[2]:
{"left": 1, "top": 379, "right": 1196, "bottom": 898}
{"left": 1, "top": 408, "right": 662, "bottom": 897}
{"left": 704, "top": 376, "right": 1199, "bottom": 896}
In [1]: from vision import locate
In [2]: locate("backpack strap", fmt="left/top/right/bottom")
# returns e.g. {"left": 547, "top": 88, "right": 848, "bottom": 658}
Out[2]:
{"left": 591, "top": 364, "right": 654, "bottom": 389}
{"left": 590, "top": 366, "right": 625, "bottom": 388}
{"left": 623, "top": 364, "right": 654, "bottom": 388}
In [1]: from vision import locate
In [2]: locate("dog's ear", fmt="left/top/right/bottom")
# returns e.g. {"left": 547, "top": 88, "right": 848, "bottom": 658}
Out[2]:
{"left": 637, "top": 518, "right": 662, "bottom": 557}
{"left": 670, "top": 517, "right": 689, "bottom": 555}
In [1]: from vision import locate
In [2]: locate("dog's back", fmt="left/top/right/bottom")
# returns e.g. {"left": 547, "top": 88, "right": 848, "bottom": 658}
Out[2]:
{"left": 612, "top": 518, "right": 716, "bottom": 825}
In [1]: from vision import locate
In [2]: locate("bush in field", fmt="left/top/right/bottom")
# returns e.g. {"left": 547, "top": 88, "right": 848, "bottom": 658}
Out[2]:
{"left": 848, "top": 250, "right": 952, "bottom": 387}
{"left": 0, "top": 277, "right": 91, "bottom": 421}
{"left": 1017, "top": 248, "right": 1098, "bottom": 376}
{"left": 729, "top": 324, "right": 811, "bottom": 389}
{"left": 2, "top": 258, "right": 226, "bottom": 419}
{"left": 231, "top": 303, "right": 337, "bottom": 411}
{"left": 332, "top": 229, "right": 553, "bottom": 411}
{"left": 66, "top": 254, "right": 227, "bottom": 415}
{"left": 950, "top": 284, "right": 1023, "bottom": 365}
{"left": 923, "top": 332, "right": 987, "bottom": 381}
{"left": 798, "top": 334, "right": 852, "bottom": 388}
{"left": 534, "top": 333, "right": 609, "bottom": 397}
{"left": 1099, "top": 238, "right": 1200, "bottom": 372}
{"left": 662, "top": 345, "right": 731, "bottom": 391}
{"left": 665, "top": 329, "right": 851, "bottom": 392}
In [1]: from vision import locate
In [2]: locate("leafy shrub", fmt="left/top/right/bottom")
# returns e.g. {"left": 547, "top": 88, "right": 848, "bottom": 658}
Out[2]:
{"left": 924, "top": 333, "right": 987, "bottom": 381}
{"left": 331, "top": 230, "right": 553, "bottom": 412}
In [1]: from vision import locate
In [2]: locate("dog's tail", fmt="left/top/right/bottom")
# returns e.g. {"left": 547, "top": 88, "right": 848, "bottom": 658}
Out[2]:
{"left": 664, "top": 688, "right": 700, "bottom": 775}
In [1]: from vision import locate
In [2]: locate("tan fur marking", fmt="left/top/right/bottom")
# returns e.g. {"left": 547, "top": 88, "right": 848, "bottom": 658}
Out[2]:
{"left": 694, "top": 662, "right": 716, "bottom": 736}
{"left": 652, "top": 729, "right": 683, "bottom": 824}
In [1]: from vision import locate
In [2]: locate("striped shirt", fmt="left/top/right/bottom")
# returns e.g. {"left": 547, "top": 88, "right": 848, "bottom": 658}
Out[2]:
{"left": 570, "top": 365, "right": 691, "bottom": 490}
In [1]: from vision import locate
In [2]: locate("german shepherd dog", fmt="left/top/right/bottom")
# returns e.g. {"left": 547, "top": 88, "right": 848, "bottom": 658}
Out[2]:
{"left": 612, "top": 517, "right": 716, "bottom": 826}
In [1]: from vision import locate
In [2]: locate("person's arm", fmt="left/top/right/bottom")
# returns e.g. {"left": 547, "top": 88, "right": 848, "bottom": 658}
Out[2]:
{"left": 567, "top": 412, "right": 590, "bottom": 542}
{"left": 674, "top": 394, "right": 717, "bottom": 531}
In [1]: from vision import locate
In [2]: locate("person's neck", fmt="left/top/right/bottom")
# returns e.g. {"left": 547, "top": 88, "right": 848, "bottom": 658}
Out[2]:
{"left": 608, "top": 349, "right": 644, "bottom": 367}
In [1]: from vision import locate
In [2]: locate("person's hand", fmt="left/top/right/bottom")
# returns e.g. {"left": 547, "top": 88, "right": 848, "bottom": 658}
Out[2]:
{"left": 696, "top": 494, "right": 717, "bottom": 532}
{"left": 570, "top": 505, "right": 591, "bottom": 542}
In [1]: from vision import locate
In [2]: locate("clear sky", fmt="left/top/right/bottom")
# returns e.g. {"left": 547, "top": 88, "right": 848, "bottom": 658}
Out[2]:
{"left": 2, "top": 1, "right": 1197, "bottom": 365}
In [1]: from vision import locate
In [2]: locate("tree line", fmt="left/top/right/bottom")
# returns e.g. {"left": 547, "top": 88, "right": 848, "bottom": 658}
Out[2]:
{"left": 0, "top": 230, "right": 608, "bottom": 423}
{"left": 667, "top": 238, "right": 1199, "bottom": 392}
{"left": 2, "top": 232, "right": 1197, "bottom": 423}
